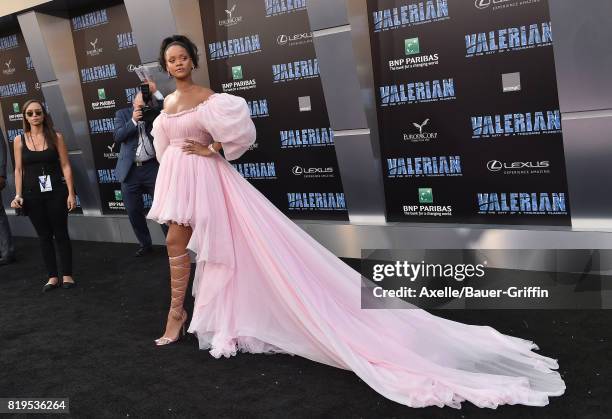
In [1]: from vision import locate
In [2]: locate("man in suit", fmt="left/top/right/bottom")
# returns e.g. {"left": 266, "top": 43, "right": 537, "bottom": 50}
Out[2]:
{"left": 0, "top": 129, "right": 16, "bottom": 266}
{"left": 113, "top": 81, "right": 167, "bottom": 257}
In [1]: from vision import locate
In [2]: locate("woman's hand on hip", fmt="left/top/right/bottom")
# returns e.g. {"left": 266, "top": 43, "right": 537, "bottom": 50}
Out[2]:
{"left": 182, "top": 139, "right": 214, "bottom": 157}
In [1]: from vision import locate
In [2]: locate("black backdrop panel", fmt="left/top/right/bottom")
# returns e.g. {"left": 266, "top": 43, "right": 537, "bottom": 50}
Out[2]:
{"left": 367, "top": 0, "right": 571, "bottom": 225}
{"left": 199, "top": 0, "right": 348, "bottom": 220}
{"left": 0, "top": 32, "right": 42, "bottom": 165}
{"left": 71, "top": 4, "right": 144, "bottom": 214}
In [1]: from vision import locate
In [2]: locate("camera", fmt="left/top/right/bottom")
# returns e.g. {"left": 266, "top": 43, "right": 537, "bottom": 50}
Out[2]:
{"left": 139, "top": 82, "right": 160, "bottom": 124}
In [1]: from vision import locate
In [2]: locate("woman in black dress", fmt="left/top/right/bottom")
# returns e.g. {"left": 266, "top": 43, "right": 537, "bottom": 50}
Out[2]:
{"left": 11, "top": 99, "right": 77, "bottom": 292}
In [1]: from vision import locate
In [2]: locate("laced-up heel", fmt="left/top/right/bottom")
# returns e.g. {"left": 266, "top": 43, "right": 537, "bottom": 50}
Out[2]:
{"left": 155, "top": 253, "right": 191, "bottom": 346}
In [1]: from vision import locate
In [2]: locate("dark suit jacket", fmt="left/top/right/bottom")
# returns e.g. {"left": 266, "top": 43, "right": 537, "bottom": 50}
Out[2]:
{"left": 113, "top": 105, "right": 160, "bottom": 183}
{"left": 0, "top": 130, "right": 7, "bottom": 179}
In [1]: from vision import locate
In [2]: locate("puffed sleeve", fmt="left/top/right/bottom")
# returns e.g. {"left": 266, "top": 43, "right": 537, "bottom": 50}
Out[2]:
{"left": 151, "top": 115, "right": 169, "bottom": 163}
{"left": 199, "top": 93, "right": 256, "bottom": 161}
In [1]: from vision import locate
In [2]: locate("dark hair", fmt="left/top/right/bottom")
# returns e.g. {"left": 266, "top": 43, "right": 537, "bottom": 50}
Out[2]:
{"left": 158, "top": 35, "right": 199, "bottom": 72}
{"left": 21, "top": 99, "right": 58, "bottom": 149}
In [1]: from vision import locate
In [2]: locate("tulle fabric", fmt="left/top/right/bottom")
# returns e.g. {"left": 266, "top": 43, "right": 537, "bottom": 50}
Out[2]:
{"left": 147, "top": 93, "right": 565, "bottom": 409}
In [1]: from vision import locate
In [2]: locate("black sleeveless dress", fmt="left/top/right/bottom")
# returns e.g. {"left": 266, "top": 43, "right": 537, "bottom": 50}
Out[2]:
{"left": 21, "top": 138, "right": 66, "bottom": 198}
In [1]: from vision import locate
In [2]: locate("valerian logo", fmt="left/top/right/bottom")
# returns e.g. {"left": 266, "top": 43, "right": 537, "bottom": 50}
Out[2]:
{"left": 232, "top": 162, "right": 276, "bottom": 179}
{"left": 0, "top": 34, "right": 18, "bottom": 51}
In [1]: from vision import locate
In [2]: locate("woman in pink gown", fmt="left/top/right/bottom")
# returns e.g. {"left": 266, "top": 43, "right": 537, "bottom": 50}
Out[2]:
{"left": 147, "top": 35, "right": 565, "bottom": 409}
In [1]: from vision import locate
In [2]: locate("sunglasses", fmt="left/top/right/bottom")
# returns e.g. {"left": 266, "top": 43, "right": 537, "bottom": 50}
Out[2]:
{"left": 26, "top": 109, "right": 43, "bottom": 117}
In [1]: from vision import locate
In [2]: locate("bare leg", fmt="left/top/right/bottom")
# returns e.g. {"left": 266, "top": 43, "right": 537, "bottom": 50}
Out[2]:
{"left": 156, "top": 222, "right": 193, "bottom": 345}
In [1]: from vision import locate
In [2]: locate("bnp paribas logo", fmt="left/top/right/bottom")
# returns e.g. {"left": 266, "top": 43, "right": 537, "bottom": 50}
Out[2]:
{"left": 419, "top": 188, "right": 434, "bottom": 204}
{"left": 405, "top": 38, "right": 420, "bottom": 55}
{"left": 390, "top": 38, "right": 438, "bottom": 71}
{"left": 403, "top": 187, "right": 452, "bottom": 216}
{"left": 92, "top": 87, "right": 115, "bottom": 110}
{"left": 12, "top": 102, "right": 19, "bottom": 113}
{"left": 232, "top": 65, "right": 243, "bottom": 80}
{"left": 114, "top": 190, "right": 123, "bottom": 201}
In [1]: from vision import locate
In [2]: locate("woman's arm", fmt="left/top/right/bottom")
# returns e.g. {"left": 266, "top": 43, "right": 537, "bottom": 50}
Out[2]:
{"left": 13, "top": 135, "right": 23, "bottom": 197}
{"left": 56, "top": 133, "right": 75, "bottom": 197}
{"left": 196, "top": 93, "right": 256, "bottom": 161}
{"left": 0, "top": 131, "right": 7, "bottom": 189}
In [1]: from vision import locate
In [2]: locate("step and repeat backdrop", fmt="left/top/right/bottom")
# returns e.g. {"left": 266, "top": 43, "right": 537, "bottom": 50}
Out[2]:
{"left": 0, "top": 31, "right": 43, "bottom": 165}
{"left": 367, "top": 0, "right": 571, "bottom": 225}
{"left": 71, "top": 3, "right": 146, "bottom": 214}
{"left": 199, "top": 0, "right": 348, "bottom": 220}
{"left": 2, "top": 0, "right": 573, "bottom": 225}
{"left": 0, "top": 30, "right": 83, "bottom": 213}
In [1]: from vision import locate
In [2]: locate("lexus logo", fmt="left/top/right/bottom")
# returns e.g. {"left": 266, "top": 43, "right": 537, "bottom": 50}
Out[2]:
{"left": 292, "top": 166, "right": 334, "bottom": 176}
{"left": 277, "top": 33, "right": 312, "bottom": 46}
{"left": 487, "top": 160, "right": 503, "bottom": 171}
{"left": 487, "top": 160, "right": 550, "bottom": 172}
{"left": 475, "top": 0, "right": 513, "bottom": 9}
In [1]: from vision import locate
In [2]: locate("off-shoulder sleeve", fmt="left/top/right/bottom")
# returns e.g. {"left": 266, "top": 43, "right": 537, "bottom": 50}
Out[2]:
{"left": 199, "top": 93, "right": 256, "bottom": 161}
{"left": 151, "top": 115, "right": 169, "bottom": 163}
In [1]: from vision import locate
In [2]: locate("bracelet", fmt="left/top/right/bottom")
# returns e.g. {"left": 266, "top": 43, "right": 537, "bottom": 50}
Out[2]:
{"left": 208, "top": 143, "right": 218, "bottom": 153}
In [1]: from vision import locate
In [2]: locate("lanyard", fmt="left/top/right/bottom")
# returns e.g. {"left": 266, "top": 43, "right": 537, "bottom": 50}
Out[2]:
{"left": 28, "top": 133, "right": 49, "bottom": 177}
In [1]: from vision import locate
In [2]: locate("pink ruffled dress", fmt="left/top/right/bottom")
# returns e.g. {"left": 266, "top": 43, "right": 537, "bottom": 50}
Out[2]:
{"left": 147, "top": 92, "right": 565, "bottom": 409}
